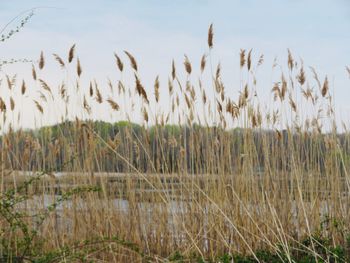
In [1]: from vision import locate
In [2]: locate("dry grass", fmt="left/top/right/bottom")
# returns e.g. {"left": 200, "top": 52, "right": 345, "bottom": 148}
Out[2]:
{"left": 0, "top": 24, "right": 350, "bottom": 262}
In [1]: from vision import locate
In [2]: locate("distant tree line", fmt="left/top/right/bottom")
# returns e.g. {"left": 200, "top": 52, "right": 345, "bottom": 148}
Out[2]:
{"left": 1, "top": 120, "right": 350, "bottom": 176}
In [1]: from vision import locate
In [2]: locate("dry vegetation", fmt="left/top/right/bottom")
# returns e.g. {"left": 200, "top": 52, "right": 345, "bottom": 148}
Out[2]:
{"left": 1, "top": 23, "right": 350, "bottom": 262}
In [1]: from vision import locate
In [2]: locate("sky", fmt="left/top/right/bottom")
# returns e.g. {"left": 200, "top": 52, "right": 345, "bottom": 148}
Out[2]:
{"left": 0, "top": 0, "right": 349, "bottom": 129}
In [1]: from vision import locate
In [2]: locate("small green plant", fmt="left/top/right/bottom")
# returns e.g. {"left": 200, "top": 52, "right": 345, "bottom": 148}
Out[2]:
{"left": 0, "top": 9, "right": 35, "bottom": 70}
{"left": 0, "top": 9, "right": 34, "bottom": 42}
{"left": 0, "top": 160, "right": 99, "bottom": 261}
{"left": 169, "top": 251, "right": 185, "bottom": 262}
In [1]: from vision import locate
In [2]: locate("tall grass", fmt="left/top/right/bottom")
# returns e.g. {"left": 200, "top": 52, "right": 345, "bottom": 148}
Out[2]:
{"left": 1, "top": 24, "right": 350, "bottom": 262}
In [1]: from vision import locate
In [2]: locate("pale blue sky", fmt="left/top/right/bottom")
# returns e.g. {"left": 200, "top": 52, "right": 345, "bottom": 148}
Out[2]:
{"left": 0, "top": 0, "right": 349, "bottom": 128}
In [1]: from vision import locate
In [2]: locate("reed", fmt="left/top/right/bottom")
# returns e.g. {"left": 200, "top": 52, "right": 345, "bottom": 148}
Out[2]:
{"left": 0, "top": 24, "right": 350, "bottom": 262}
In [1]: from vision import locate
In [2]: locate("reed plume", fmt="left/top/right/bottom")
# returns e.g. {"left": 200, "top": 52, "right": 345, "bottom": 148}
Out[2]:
{"left": 208, "top": 23, "right": 214, "bottom": 49}
{"left": 124, "top": 50, "right": 138, "bottom": 71}
{"left": 77, "top": 58, "right": 82, "bottom": 77}
{"left": 172, "top": 59, "right": 176, "bottom": 80}
{"left": 240, "top": 49, "right": 246, "bottom": 68}
{"left": 135, "top": 74, "right": 149, "bottom": 104}
{"left": 107, "top": 98, "right": 120, "bottom": 111}
{"left": 39, "top": 51, "right": 45, "bottom": 70}
{"left": 114, "top": 53, "right": 124, "bottom": 72}
{"left": 154, "top": 75, "right": 160, "bottom": 103}
{"left": 33, "top": 100, "right": 43, "bottom": 114}
{"left": 53, "top": 53, "right": 65, "bottom": 68}
{"left": 184, "top": 55, "right": 192, "bottom": 74}
{"left": 297, "top": 66, "right": 306, "bottom": 85}
{"left": 247, "top": 49, "right": 252, "bottom": 71}
{"left": 200, "top": 54, "right": 207, "bottom": 73}
{"left": 32, "top": 65, "right": 37, "bottom": 80}
{"left": 321, "top": 76, "right": 329, "bottom": 97}
{"left": 21, "top": 80, "right": 26, "bottom": 95}
{"left": 68, "top": 44, "right": 76, "bottom": 63}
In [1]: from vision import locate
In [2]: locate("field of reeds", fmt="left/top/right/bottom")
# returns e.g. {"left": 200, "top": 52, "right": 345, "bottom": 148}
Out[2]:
{"left": 1, "top": 22, "right": 350, "bottom": 262}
